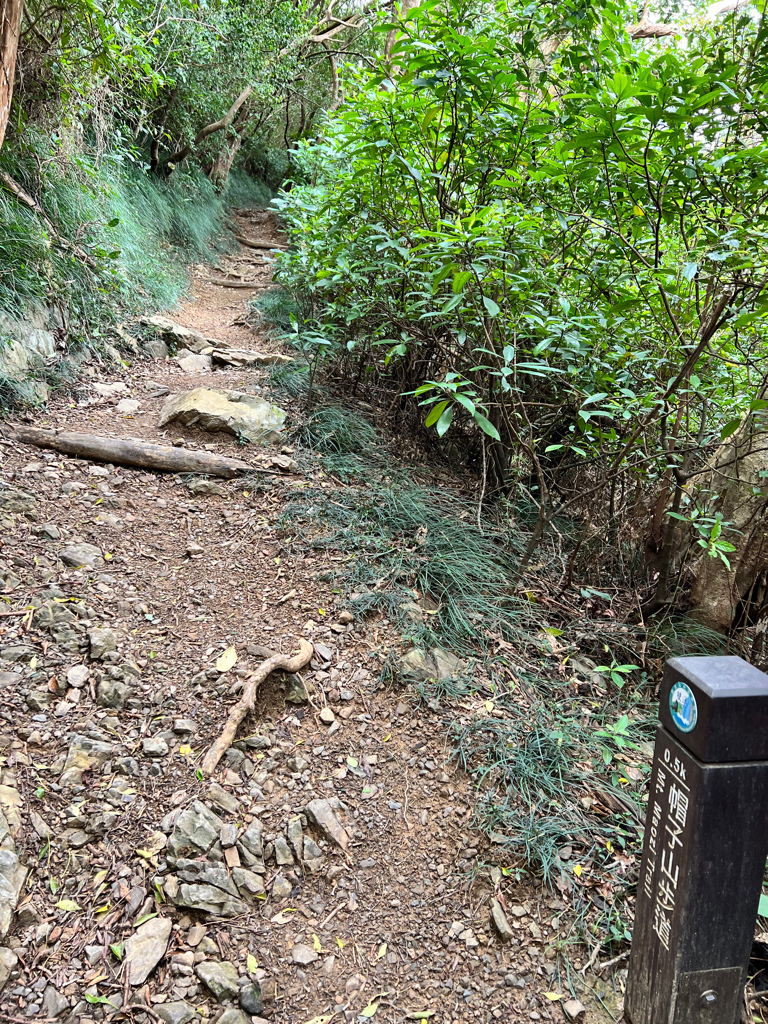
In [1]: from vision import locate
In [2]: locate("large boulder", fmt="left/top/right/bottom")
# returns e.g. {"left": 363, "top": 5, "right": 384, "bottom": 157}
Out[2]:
{"left": 158, "top": 388, "right": 286, "bottom": 444}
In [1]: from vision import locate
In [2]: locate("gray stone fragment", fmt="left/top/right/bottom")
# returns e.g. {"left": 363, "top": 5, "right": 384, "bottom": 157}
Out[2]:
{"left": 218, "top": 1011, "right": 248, "bottom": 1024}
{"left": 88, "top": 627, "right": 117, "bottom": 660}
{"left": 142, "top": 737, "right": 169, "bottom": 758}
{"left": 195, "top": 960, "right": 239, "bottom": 1001}
{"left": 238, "top": 980, "right": 262, "bottom": 1015}
{"left": 167, "top": 802, "right": 222, "bottom": 860}
{"left": 175, "top": 859, "right": 239, "bottom": 897}
{"left": 205, "top": 782, "right": 239, "bottom": 814}
{"left": 287, "top": 817, "right": 303, "bottom": 860}
{"left": 305, "top": 799, "right": 349, "bottom": 851}
{"left": 60, "top": 543, "right": 103, "bottom": 568}
{"left": 42, "top": 986, "right": 69, "bottom": 1017}
{"left": 291, "top": 944, "right": 318, "bottom": 965}
{"left": 124, "top": 916, "right": 172, "bottom": 985}
{"left": 220, "top": 823, "right": 237, "bottom": 848}
{"left": 155, "top": 1001, "right": 196, "bottom": 1024}
{"left": 272, "top": 875, "right": 292, "bottom": 899}
{"left": 273, "top": 835, "right": 294, "bottom": 866}
{"left": 491, "top": 899, "right": 515, "bottom": 943}
{"left": 231, "top": 868, "right": 265, "bottom": 898}
{"left": 97, "top": 677, "right": 130, "bottom": 709}
{"left": 0, "top": 947, "right": 17, "bottom": 992}
{"left": 174, "top": 884, "right": 248, "bottom": 917}
{"left": 284, "top": 674, "right": 310, "bottom": 704}
{"left": 0, "top": 483, "right": 36, "bottom": 513}
{"left": 397, "top": 647, "right": 436, "bottom": 681}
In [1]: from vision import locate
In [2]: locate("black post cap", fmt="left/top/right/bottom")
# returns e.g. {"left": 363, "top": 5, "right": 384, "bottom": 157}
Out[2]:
{"left": 660, "top": 656, "right": 768, "bottom": 763}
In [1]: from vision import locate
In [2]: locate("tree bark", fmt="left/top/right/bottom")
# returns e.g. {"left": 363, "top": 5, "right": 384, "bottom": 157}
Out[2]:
{"left": 208, "top": 134, "right": 242, "bottom": 189}
{"left": 167, "top": 85, "right": 252, "bottom": 168}
{"left": 0, "top": 0, "right": 22, "bottom": 150}
{"left": 687, "top": 389, "right": 768, "bottom": 632}
{"left": 2, "top": 425, "right": 255, "bottom": 477}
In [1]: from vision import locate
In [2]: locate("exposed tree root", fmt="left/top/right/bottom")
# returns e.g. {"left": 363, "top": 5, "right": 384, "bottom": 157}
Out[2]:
{"left": 203, "top": 639, "right": 314, "bottom": 774}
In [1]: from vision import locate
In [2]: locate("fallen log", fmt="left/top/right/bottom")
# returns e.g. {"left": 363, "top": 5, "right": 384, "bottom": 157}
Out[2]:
{"left": 2, "top": 425, "right": 254, "bottom": 478}
{"left": 235, "top": 234, "right": 287, "bottom": 250}
{"left": 203, "top": 639, "right": 314, "bottom": 773}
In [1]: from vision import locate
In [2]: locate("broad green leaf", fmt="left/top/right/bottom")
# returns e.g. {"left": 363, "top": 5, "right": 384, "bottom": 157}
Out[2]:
{"left": 436, "top": 406, "right": 453, "bottom": 437}
{"left": 472, "top": 412, "right": 500, "bottom": 440}
{"left": 482, "top": 295, "right": 500, "bottom": 318}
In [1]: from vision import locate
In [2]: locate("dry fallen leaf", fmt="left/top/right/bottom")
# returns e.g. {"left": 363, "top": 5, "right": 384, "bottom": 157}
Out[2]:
{"left": 216, "top": 646, "right": 237, "bottom": 672}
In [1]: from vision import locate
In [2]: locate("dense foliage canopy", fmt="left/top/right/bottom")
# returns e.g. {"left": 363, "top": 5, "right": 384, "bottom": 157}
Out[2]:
{"left": 274, "top": 0, "right": 768, "bottom": 629}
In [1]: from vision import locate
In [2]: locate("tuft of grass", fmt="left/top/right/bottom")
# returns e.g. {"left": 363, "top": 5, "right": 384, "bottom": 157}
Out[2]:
{"left": 251, "top": 287, "right": 299, "bottom": 335}
{"left": 281, "top": 474, "right": 533, "bottom": 653}
{"left": 267, "top": 360, "right": 311, "bottom": 398}
{"left": 298, "top": 405, "right": 376, "bottom": 455}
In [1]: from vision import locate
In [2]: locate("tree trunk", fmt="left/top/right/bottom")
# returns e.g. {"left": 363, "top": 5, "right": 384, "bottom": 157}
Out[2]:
{"left": 0, "top": 0, "right": 22, "bottom": 150}
{"left": 208, "top": 134, "right": 242, "bottom": 189}
{"left": 687, "top": 394, "right": 768, "bottom": 632}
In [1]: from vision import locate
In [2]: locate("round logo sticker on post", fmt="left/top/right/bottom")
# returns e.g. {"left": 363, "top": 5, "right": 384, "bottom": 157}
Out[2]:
{"left": 669, "top": 680, "right": 698, "bottom": 733}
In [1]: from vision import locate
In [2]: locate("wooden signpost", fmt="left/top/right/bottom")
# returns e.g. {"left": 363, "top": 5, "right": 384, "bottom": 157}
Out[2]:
{"left": 626, "top": 656, "right": 768, "bottom": 1024}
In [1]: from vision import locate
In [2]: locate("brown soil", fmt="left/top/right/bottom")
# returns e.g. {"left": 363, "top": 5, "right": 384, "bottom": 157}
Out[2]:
{"left": 0, "top": 211, "right": 607, "bottom": 1024}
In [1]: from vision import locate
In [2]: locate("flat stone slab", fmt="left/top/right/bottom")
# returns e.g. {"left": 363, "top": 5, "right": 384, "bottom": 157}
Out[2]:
{"left": 124, "top": 916, "right": 172, "bottom": 985}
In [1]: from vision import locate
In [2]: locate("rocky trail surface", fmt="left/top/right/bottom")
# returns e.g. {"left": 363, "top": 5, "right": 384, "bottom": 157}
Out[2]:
{"left": 0, "top": 211, "right": 588, "bottom": 1024}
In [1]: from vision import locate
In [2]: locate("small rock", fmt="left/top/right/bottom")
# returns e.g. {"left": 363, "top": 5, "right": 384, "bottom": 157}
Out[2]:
{"left": 274, "top": 835, "right": 294, "bottom": 866}
{"left": 124, "top": 916, "right": 172, "bottom": 985}
{"left": 290, "top": 944, "right": 318, "bottom": 966}
{"left": 97, "top": 677, "right": 130, "bottom": 709}
{"left": 272, "top": 875, "right": 292, "bottom": 899}
{"left": 220, "top": 823, "right": 237, "bottom": 849}
{"left": 319, "top": 708, "right": 335, "bottom": 725}
{"left": 155, "top": 1001, "right": 196, "bottom": 1024}
{"left": 42, "top": 986, "right": 69, "bottom": 1017}
{"left": 218, "top": 1011, "right": 248, "bottom": 1024}
{"left": 205, "top": 782, "right": 239, "bottom": 814}
{"left": 177, "top": 352, "right": 212, "bottom": 373}
{"left": 66, "top": 665, "right": 90, "bottom": 688}
{"left": 142, "top": 737, "right": 169, "bottom": 758}
{"left": 491, "top": 900, "right": 515, "bottom": 943}
{"left": 195, "top": 960, "right": 239, "bottom": 1002}
{"left": 116, "top": 399, "right": 141, "bottom": 415}
{"left": 88, "top": 627, "right": 117, "bottom": 660}
{"left": 0, "top": 947, "right": 17, "bottom": 992}
{"left": 305, "top": 799, "right": 349, "bottom": 851}
{"left": 238, "top": 981, "right": 263, "bottom": 1015}
{"left": 563, "top": 999, "right": 587, "bottom": 1020}
{"left": 93, "top": 381, "right": 129, "bottom": 398}
{"left": 60, "top": 543, "right": 104, "bottom": 568}
{"left": 284, "top": 674, "right": 310, "bottom": 705}
{"left": 338, "top": 610, "right": 354, "bottom": 624}
{"left": 397, "top": 647, "right": 436, "bottom": 681}
{"left": 187, "top": 479, "right": 226, "bottom": 497}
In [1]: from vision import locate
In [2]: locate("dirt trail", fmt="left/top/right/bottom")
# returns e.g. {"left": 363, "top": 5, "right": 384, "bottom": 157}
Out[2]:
{"left": 0, "top": 212, "right": 574, "bottom": 1024}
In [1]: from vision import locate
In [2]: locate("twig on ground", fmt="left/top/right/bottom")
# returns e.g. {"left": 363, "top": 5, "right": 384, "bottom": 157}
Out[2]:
{"left": 594, "top": 950, "right": 630, "bottom": 973}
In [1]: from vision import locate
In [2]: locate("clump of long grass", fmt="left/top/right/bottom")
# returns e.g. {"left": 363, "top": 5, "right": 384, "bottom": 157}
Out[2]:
{"left": 281, "top": 462, "right": 532, "bottom": 652}
{"left": 0, "top": 134, "right": 270, "bottom": 409}
{"left": 250, "top": 287, "right": 299, "bottom": 335}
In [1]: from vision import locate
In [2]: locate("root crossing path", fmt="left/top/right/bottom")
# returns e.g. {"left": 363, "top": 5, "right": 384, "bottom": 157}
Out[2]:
{"left": 0, "top": 210, "right": 569, "bottom": 1024}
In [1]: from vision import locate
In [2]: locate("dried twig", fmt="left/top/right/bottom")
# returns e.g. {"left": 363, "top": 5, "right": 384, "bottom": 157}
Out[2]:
{"left": 202, "top": 639, "right": 314, "bottom": 773}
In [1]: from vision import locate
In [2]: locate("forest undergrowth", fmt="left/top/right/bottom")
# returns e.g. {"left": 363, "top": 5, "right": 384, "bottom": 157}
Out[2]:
{"left": 261, "top": 320, "right": 741, "bottom": 963}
